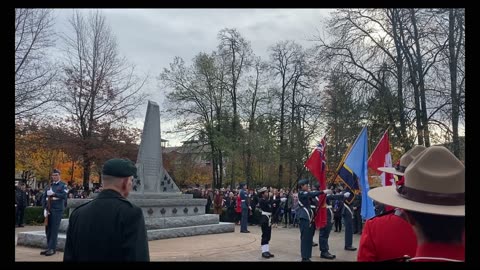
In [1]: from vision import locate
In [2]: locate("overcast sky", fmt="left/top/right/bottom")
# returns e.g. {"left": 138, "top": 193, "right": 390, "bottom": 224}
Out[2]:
{"left": 52, "top": 9, "right": 333, "bottom": 146}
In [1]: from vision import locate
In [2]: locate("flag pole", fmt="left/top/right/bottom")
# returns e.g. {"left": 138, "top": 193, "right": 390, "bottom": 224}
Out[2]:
{"left": 330, "top": 126, "right": 366, "bottom": 201}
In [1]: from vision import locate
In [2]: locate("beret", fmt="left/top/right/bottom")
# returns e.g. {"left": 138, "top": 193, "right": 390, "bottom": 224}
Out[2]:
{"left": 102, "top": 158, "right": 137, "bottom": 178}
{"left": 298, "top": 179, "right": 309, "bottom": 186}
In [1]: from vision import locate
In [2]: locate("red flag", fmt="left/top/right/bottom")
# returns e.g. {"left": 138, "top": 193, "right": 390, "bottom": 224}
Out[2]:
{"left": 305, "top": 136, "right": 327, "bottom": 229}
{"left": 368, "top": 130, "right": 394, "bottom": 186}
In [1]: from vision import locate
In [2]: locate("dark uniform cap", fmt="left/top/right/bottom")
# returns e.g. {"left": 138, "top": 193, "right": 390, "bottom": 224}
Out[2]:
{"left": 52, "top": 169, "right": 61, "bottom": 174}
{"left": 239, "top": 182, "right": 246, "bottom": 188}
{"left": 102, "top": 158, "right": 137, "bottom": 178}
{"left": 257, "top": 187, "right": 267, "bottom": 193}
{"left": 298, "top": 179, "right": 309, "bottom": 186}
{"left": 313, "top": 182, "right": 320, "bottom": 189}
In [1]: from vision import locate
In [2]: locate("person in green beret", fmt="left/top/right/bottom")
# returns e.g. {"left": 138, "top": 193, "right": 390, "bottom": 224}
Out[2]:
{"left": 64, "top": 158, "right": 150, "bottom": 261}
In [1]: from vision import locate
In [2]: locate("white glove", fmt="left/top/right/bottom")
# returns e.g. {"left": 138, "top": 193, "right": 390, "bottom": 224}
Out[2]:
{"left": 47, "top": 190, "right": 54, "bottom": 196}
{"left": 323, "top": 189, "right": 333, "bottom": 195}
{"left": 344, "top": 192, "right": 351, "bottom": 198}
{"left": 249, "top": 206, "right": 252, "bottom": 210}
{"left": 44, "top": 209, "right": 48, "bottom": 217}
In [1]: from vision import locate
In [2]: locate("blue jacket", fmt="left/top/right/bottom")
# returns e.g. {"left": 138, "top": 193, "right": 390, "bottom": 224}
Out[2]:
{"left": 42, "top": 181, "right": 67, "bottom": 212}
{"left": 240, "top": 189, "right": 249, "bottom": 209}
{"left": 297, "top": 190, "right": 322, "bottom": 221}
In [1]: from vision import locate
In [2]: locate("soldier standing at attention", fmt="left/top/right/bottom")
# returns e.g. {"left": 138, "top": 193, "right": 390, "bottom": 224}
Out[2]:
{"left": 257, "top": 187, "right": 275, "bottom": 259}
{"left": 40, "top": 169, "right": 67, "bottom": 256}
{"left": 297, "top": 179, "right": 332, "bottom": 262}
{"left": 239, "top": 182, "right": 250, "bottom": 233}
{"left": 312, "top": 182, "right": 350, "bottom": 260}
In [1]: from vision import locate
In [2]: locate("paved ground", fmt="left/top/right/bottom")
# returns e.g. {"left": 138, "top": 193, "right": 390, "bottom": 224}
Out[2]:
{"left": 15, "top": 224, "right": 361, "bottom": 262}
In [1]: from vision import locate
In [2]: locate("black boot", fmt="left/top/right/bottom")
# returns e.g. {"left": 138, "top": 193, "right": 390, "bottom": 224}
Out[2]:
{"left": 262, "top": 252, "right": 270, "bottom": 258}
{"left": 267, "top": 252, "right": 274, "bottom": 258}
{"left": 321, "top": 251, "right": 336, "bottom": 259}
{"left": 301, "top": 258, "right": 311, "bottom": 262}
{"left": 45, "top": 249, "right": 56, "bottom": 256}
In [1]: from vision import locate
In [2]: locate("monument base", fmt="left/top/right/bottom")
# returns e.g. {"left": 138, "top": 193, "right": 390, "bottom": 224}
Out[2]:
{"left": 17, "top": 199, "right": 235, "bottom": 251}
{"left": 17, "top": 221, "right": 234, "bottom": 251}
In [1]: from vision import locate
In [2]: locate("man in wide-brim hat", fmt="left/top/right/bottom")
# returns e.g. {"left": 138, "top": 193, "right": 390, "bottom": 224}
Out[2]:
{"left": 368, "top": 146, "right": 464, "bottom": 262}
{"left": 357, "top": 146, "right": 426, "bottom": 262}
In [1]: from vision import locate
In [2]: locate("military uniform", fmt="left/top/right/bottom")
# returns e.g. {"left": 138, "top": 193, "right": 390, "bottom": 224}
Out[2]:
{"left": 352, "top": 195, "right": 362, "bottom": 234}
{"left": 342, "top": 193, "right": 356, "bottom": 250}
{"left": 239, "top": 183, "right": 250, "bottom": 233}
{"left": 406, "top": 242, "right": 464, "bottom": 262}
{"left": 63, "top": 189, "right": 150, "bottom": 261}
{"left": 63, "top": 158, "right": 149, "bottom": 262}
{"left": 41, "top": 171, "right": 67, "bottom": 256}
{"left": 15, "top": 186, "right": 28, "bottom": 227}
{"left": 357, "top": 209, "right": 417, "bottom": 261}
{"left": 297, "top": 179, "right": 326, "bottom": 262}
{"left": 258, "top": 187, "right": 274, "bottom": 258}
{"left": 318, "top": 194, "right": 346, "bottom": 259}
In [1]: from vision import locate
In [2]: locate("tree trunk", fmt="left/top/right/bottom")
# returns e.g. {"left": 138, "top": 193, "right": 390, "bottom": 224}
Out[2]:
{"left": 218, "top": 149, "right": 223, "bottom": 188}
{"left": 82, "top": 154, "right": 91, "bottom": 190}
{"left": 391, "top": 9, "right": 410, "bottom": 151}
{"left": 278, "top": 79, "right": 287, "bottom": 188}
{"left": 399, "top": 10, "right": 423, "bottom": 147}
{"left": 410, "top": 9, "right": 430, "bottom": 146}
{"left": 449, "top": 9, "right": 461, "bottom": 158}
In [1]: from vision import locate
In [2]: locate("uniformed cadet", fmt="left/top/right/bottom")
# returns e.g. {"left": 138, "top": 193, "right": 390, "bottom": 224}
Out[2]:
{"left": 369, "top": 146, "right": 465, "bottom": 262}
{"left": 312, "top": 182, "right": 350, "bottom": 260}
{"left": 342, "top": 190, "right": 357, "bottom": 251}
{"left": 309, "top": 184, "right": 319, "bottom": 247}
{"left": 357, "top": 146, "right": 426, "bottom": 261}
{"left": 15, "top": 183, "right": 28, "bottom": 227}
{"left": 63, "top": 158, "right": 150, "bottom": 261}
{"left": 40, "top": 169, "right": 67, "bottom": 256}
{"left": 239, "top": 182, "right": 250, "bottom": 233}
{"left": 297, "top": 179, "right": 332, "bottom": 262}
{"left": 257, "top": 187, "right": 275, "bottom": 259}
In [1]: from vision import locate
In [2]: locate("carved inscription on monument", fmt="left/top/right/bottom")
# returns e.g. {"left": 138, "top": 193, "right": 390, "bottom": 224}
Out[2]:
{"left": 143, "top": 158, "right": 160, "bottom": 176}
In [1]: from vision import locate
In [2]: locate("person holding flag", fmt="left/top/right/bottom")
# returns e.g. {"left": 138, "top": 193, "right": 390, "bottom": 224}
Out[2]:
{"left": 297, "top": 179, "right": 332, "bottom": 262}
{"left": 305, "top": 135, "right": 353, "bottom": 258}
{"left": 334, "top": 127, "right": 374, "bottom": 251}
{"left": 312, "top": 182, "right": 350, "bottom": 259}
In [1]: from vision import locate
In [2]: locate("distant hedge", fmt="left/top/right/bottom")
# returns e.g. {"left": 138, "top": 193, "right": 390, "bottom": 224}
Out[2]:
{"left": 23, "top": 206, "right": 69, "bottom": 225}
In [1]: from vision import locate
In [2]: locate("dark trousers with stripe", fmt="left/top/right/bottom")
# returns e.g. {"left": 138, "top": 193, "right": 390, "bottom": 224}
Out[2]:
{"left": 343, "top": 207, "right": 354, "bottom": 248}
{"left": 299, "top": 218, "right": 315, "bottom": 259}
{"left": 241, "top": 207, "right": 248, "bottom": 232}
{"left": 319, "top": 210, "right": 333, "bottom": 252}
{"left": 261, "top": 216, "right": 272, "bottom": 245}
{"left": 46, "top": 210, "right": 63, "bottom": 250}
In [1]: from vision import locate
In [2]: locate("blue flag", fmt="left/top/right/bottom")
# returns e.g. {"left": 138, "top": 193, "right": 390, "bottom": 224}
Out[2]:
{"left": 344, "top": 127, "right": 375, "bottom": 220}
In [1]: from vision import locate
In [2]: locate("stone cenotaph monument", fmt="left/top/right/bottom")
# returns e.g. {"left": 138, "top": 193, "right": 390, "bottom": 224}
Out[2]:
{"left": 17, "top": 101, "right": 234, "bottom": 251}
